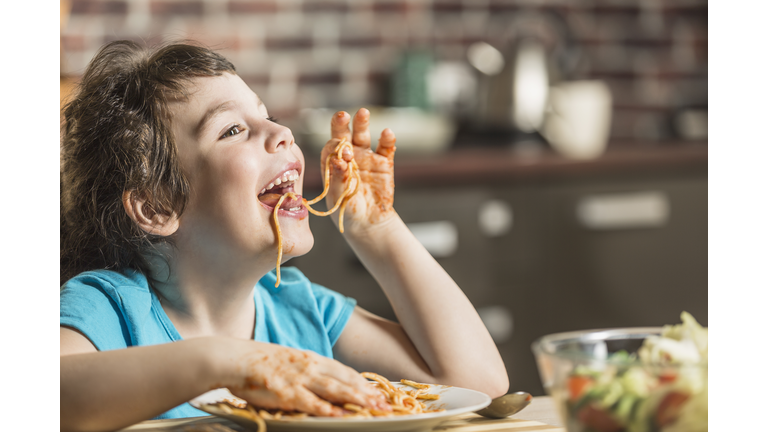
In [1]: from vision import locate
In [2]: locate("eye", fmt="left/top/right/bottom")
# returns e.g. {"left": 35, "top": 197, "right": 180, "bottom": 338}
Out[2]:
{"left": 267, "top": 116, "right": 279, "bottom": 124}
{"left": 220, "top": 124, "right": 244, "bottom": 139}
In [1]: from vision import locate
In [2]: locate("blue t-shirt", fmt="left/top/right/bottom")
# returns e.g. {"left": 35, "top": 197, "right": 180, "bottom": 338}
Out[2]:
{"left": 60, "top": 267, "right": 356, "bottom": 419}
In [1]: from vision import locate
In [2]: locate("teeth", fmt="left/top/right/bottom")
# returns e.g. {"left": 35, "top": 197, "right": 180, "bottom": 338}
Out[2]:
{"left": 287, "top": 206, "right": 301, "bottom": 212}
{"left": 260, "top": 188, "right": 266, "bottom": 195}
{"left": 262, "top": 170, "right": 300, "bottom": 195}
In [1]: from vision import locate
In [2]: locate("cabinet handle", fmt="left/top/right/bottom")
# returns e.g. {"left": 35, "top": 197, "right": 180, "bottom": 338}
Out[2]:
{"left": 576, "top": 191, "right": 669, "bottom": 230}
{"left": 478, "top": 199, "right": 514, "bottom": 237}
{"left": 477, "top": 305, "right": 514, "bottom": 344}
{"left": 406, "top": 221, "right": 458, "bottom": 258}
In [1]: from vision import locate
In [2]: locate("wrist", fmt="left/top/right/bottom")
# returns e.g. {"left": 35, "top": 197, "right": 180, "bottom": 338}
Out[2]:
{"left": 343, "top": 212, "right": 401, "bottom": 245}
{"left": 191, "top": 337, "right": 239, "bottom": 392}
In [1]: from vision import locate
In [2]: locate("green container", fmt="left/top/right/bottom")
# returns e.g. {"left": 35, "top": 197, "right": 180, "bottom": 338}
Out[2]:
{"left": 390, "top": 50, "right": 434, "bottom": 110}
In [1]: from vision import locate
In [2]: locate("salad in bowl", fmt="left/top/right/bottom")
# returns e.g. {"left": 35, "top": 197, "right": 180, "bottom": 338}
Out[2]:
{"left": 532, "top": 312, "right": 707, "bottom": 432}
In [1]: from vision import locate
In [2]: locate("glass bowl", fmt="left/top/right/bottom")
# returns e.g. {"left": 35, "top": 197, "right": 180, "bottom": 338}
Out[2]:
{"left": 532, "top": 327, "right": 708, "bottom": 432}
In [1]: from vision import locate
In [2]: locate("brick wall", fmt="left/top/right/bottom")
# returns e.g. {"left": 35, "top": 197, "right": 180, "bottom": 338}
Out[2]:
{"left": 61, "top": 0, "right": 707, "bottom": 142}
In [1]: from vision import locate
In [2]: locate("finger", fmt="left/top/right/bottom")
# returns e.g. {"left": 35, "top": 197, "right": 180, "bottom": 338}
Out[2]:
{"left": 315, "top": 360, "right": 389, "bottom": 405}
{"left": 351, "top": 108, "right": 371, "bottom": 149}
{"left": 307, "top": 376, "right": 377, "bottom": 409}
{"left": 322, "top": 144, "right": 353, "bottom": 209}
{"left": 292, "top": 386, "right": 346, "bottom": 417}
{"left": 339, "top": 143, "right": 354, "bottom": 163}
{"left": 329, "top": 150, "right": 350, "bottom": 178}
{"left": 376, "top": 128, "right": 396, "bottom": 160}
{"left": 330, "top": 111, "right": 351, "bottom": 142}
{"left": 320, "top": 138, "right": 344, "bottom": 168}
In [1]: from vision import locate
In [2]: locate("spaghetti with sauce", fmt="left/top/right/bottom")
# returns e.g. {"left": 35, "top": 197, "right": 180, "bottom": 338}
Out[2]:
{"left": 201, "top": 372, "right": 444, "bottom": 432}
{"left": 272, "top": 138, "right": 360, "bottom": 287}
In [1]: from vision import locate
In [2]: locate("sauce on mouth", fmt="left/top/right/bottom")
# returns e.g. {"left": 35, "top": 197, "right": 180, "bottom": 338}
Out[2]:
{"left": 259, "top": 191, "right": 303, "bottom": 209}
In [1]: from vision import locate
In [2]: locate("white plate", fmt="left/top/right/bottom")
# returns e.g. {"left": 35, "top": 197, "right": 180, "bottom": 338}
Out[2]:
{"left": 190, "top": 383, "right": 491, "bottom": 432}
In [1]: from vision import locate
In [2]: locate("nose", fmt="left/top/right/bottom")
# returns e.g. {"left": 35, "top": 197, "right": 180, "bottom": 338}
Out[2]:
{"left": 265, "top": 122, "right": 295, "bottom": 153}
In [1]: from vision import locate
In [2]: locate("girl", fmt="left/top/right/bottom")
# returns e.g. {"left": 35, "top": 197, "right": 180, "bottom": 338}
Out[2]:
{"left": 60, "top": 41, "right": 507, "bottom": 432}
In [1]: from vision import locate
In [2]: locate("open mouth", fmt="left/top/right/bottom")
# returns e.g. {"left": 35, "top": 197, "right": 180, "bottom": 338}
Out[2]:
{"left": 258, "top": 169, "right": 304, "bottom": 211}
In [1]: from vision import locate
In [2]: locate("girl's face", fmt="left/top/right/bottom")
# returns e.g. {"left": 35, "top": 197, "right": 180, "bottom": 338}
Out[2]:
{"left": 169, "top": 73, "right": 313, "bottom": 268}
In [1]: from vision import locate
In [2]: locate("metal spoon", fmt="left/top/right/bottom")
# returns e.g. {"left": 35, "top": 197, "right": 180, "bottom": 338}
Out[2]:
{"left": 475, "top": 391, "right": 533, "bottom": 419}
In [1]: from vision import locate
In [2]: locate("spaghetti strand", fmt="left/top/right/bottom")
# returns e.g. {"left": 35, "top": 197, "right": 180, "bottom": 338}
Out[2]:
{"left": 272, "top": 138, "right": 365, "bottom": 286}
{"left": 301, "top": 138, "right": 360, "bottom": 233}
{"left": 272, "top": 192, "right": 297, "bottom": 287}
{"left": 272, "top": 138, "right": 359, "bottom": 287}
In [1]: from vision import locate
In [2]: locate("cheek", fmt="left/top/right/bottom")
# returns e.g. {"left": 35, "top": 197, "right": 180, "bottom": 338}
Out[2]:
{"left": 222, "top": 149, "right": 260, "bottom": 185}
{"left": 184, "top": 149, "right": 267, "bottom": 239}
{"left": 294, "top": 144, "right": 305, "bottom": 163}
{"left": 197, "top": 149, "right": 261, "bottom": 199}
{"left": 293, "top": 145, "right": 306, "bottom": 177}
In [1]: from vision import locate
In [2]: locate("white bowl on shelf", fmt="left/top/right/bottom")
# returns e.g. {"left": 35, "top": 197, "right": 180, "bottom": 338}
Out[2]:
{"left": 298, "top": 107, "right": 456, "bottom": 155}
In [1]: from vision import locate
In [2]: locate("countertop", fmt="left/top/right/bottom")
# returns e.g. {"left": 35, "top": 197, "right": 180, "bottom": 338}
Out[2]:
{"left": 302, "top": 141, "right": 707, "bottom": 190}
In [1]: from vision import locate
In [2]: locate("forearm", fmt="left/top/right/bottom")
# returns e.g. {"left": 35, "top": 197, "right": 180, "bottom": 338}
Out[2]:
{"left": 60, "top": 338, "right": 220, "bottom": 432}
{"left": 344, "top": 215, "right": 508, "bottom": 395}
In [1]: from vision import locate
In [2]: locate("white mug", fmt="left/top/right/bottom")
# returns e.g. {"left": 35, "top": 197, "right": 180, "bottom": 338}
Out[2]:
{"left": 542, "top": 80, "right": 612, "bottom": 160}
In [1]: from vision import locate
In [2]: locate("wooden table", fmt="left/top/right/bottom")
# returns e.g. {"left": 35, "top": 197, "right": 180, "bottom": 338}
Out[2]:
{"left": 122, "top": 396, "right": 564, "bottom": 432}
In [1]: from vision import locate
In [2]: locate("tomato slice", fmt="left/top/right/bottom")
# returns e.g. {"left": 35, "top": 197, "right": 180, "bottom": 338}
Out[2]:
{"left": 577, "top": 403, "right": 624, "bottom": 432}
{"left": 658, "top": 371, "right": 677, "bottom": 384}
{"left": 656, "top": 391, "right": 690, "bottom": 427}
{"left": 568, "top": 375, "right": 594, "bottom": 401}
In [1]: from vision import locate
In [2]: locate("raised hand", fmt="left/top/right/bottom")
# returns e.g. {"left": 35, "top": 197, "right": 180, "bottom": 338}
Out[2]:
{"left": 318, "top": 108, "right": 397, "bottom": 235}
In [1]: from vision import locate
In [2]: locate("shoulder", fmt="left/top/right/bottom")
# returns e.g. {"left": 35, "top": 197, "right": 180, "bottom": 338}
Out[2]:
{"left": 61, "top": 268, "right": 151, "bottom": 304}
{"left": 62, "top": 268, "right": 149, "bottom": 292}
{"left": 61, "top": 268, "right": 149, "bottom": 308}
{"left": 257, "top": 267, "right": 347, "bottom": 305}
{"left": 61, "top": 267, "right": 155, "bottom": 311}
{"left": 256, "top": 267, "right": 356, "bottom": 349}
{"left": 60, "top": 268, "right": 153, "bottom": 350}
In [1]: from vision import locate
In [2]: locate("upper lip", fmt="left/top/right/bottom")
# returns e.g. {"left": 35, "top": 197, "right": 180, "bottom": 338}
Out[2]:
{"left": 259, "top": 161, "right": 303, "bottom": 195}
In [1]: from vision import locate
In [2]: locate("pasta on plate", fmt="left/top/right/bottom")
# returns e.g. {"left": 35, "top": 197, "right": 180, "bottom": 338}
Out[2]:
{"left": 199, "top": 372, "right": 445, "bottom": 432}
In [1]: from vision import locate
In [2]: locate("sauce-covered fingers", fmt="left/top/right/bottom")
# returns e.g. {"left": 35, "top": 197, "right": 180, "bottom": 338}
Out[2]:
{"left": 331, "top": 111, "right": 351, "bottom": 141}
{"left": 315, "top": 359, "right": 389, "bottom": 406}
{"left": 307, "top": 376, "right": 383, "bottom": 411}
{"left": 329, "top": 153, "right": 349, "bottom": 176}
{"left": 376, "top": 128, "right": 396, "bottom": 160}
{"left": 340, "top": 144, "right": 354, "bottom": 162}
{"left": 319, "top": 138, "right": 344, "bottom": 176}
{"left": 291, "top": 387, "right": 347, "bottom": 417}
{"left": 352, "top": 108, "right": 371, "bottom": 148}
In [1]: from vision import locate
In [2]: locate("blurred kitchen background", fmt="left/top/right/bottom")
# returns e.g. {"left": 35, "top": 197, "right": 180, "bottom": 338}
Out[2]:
{"left": 61, "top": 0, "right": 707, "bottom": 396}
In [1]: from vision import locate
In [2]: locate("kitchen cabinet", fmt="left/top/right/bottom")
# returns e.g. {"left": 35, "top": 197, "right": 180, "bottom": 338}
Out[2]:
{"left": 490, "top": 171, "right": 707, "bottom": 396}
{"left": 290, "top": 146, "right": 707, "bottom": 396}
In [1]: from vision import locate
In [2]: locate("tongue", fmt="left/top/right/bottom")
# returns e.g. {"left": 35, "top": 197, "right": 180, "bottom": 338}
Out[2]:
{"left": 259, "top": 193, "right": 304, "bottom": 209}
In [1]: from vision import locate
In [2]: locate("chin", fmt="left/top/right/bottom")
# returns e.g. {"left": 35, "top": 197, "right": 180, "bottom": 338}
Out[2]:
{"left": 284, "top": 225, "right": 315, "bottom": 259}
{"left": 292, "top": 236, "right": 315, "bottom": 258}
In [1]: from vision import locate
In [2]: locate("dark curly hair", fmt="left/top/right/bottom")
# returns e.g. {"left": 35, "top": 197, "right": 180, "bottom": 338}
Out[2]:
{"left": 60, "top": 40, "right": 236, "bottom": 286}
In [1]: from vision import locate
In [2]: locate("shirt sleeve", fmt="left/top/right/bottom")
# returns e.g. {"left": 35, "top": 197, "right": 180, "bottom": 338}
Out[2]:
{"left": 310, "top": 282, "right": 357, "bottom": 346}
{"left": 60, "top": 275, "right": 131, "bottom": 351}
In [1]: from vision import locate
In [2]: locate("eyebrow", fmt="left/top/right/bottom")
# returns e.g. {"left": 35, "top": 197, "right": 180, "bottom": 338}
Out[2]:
{"left": 195, "top": 100, "right": 236, "bottom": 139}
{"left": 194, "top": 96, "right": 267, "bottom": 139}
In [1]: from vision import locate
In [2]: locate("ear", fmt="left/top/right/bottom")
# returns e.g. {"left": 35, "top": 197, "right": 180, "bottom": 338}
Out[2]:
{"left": 122, "top": 190, "right": 180, "bottom": 237}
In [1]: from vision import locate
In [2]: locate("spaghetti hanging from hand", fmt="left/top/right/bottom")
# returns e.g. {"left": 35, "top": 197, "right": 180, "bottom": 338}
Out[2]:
{"left": 302, "top": 137, "right": 360, "bottom": 233}
{"left": 272, "top": 138, "right": 360, "bottom": 287}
